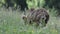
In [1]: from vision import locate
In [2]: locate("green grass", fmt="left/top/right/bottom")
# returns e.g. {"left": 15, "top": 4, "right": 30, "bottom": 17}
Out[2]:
{"left": 0, "top": 8, "right": 60, "bottom": 34}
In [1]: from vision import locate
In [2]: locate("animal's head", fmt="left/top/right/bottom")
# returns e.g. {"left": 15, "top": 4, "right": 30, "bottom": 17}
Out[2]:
{"left": 22, "top": 14, "right": 27, "bottom": 21}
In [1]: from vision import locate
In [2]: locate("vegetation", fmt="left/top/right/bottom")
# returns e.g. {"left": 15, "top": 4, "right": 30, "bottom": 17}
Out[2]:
{"left": 0, "top": 0, "right": 60, "bottom": 34}
{"left": 0, "top": 7, "right": 60, "bottom": 34}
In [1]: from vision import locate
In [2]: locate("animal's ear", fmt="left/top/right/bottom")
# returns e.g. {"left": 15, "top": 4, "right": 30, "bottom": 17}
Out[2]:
{"left": 30, "top": 8, "right": 35, "bottom": 11}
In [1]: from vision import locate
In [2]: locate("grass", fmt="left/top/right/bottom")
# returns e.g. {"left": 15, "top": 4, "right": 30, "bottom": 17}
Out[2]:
{"left": 0, "top": 8, "right": 60, "bottom": 34}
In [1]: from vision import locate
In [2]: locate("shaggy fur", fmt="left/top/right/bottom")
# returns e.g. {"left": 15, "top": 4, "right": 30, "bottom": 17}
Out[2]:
{"left": 22, "top": 8, "right": 49, "bottom": 26}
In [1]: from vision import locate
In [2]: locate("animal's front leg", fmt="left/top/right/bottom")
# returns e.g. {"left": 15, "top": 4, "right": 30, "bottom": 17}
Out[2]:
{"left": 36, "top": 21, "right": 40, "bottom": 26}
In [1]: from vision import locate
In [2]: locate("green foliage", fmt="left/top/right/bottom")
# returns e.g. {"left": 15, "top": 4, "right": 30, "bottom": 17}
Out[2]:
{"left": 0, "top": 7, "right": 60, "bottom": 34}
{"left": 48, "top": 7, "right": 58, "bottom": 16}
{"left": 27, "top": 0, "right": 45, "bottom": 9}
{"left": 0, "top": 0, "right": 5, "bottom": 7}
{"left": 0, "top": 0, "right": 59, "bottom": 34}
{"left": 40, "top": 0, "right": 45, "bottom": 7}
{"left": 27, "top": 0, "right": 38, "bottom": 9}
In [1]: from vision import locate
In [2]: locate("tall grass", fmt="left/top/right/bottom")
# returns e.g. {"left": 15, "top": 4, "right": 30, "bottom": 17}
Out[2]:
{"left": 0, "top": 7, "right": 60, "bottom": 34}
{"left": 0, "top": 0, "right": 60, "bottom": 34}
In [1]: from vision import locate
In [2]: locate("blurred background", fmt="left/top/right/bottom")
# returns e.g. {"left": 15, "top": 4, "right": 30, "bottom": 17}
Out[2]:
{"left": 0, "top": 0, "right": 60, "bottom": 34}
{"left": 0, "top": 0, "right": 60, "bottom": 16}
